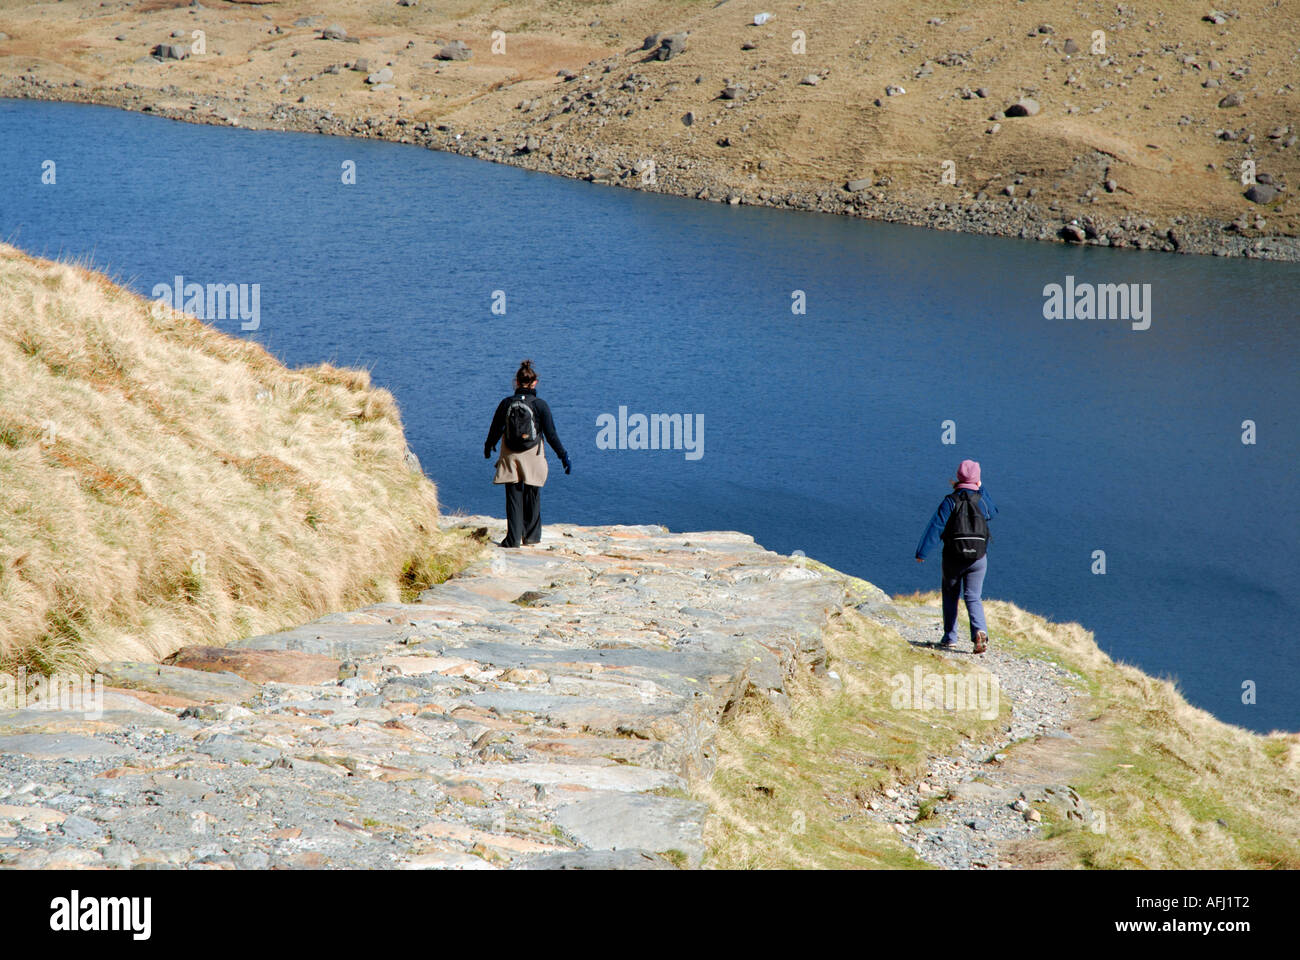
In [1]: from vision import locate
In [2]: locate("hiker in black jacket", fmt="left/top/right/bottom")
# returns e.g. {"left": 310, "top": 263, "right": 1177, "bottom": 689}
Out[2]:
{"left": 483, "top": 360, "right": 570, "bottom": 548}
{"left": 915, "top": 459, "right": 998, "bottom": 653}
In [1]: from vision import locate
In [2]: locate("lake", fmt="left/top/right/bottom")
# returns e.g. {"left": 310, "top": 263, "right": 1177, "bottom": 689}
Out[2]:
{"left": 2, "top": 98, "right": 1297, "bottom": 733}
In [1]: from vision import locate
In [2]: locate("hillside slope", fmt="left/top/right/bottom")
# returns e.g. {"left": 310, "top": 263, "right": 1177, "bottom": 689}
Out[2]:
{"left": 704, "top": 593, "right": 1300, "bottom": 870}
{"left": 0, "top": 518, "right": 1294, "bottom": 870}
{"left": 1, "top": 0, "right": 1297, "bottom": 257}
{"left": 0, "top": 243, "right": 468, "bottom": 671}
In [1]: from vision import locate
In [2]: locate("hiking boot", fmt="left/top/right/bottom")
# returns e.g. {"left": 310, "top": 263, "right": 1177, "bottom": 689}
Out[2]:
{"left": 935, "top": 638, "right": 957, "bottom": 650}
{"left": 972, "top": 631, "right": 988, "bottom": 654}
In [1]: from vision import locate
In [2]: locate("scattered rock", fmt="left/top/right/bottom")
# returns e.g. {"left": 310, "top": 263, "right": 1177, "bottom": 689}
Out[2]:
{"left": 151, "top": 43, "right": 188, "bottom": 61}
{"left": 437, "top": 40, "right": 472, "bottom": 61}
{"left": 1245, "top": 183, "right": 1278, "bottom": 204}
{"left": 179, "top": 703, "right": 252, "bottom": 721}
{"left": 1004, "top": 97, "right": 1040, "bottom": 117}
{"left": 656, "top": 33, "right": 687, "bottom": 61}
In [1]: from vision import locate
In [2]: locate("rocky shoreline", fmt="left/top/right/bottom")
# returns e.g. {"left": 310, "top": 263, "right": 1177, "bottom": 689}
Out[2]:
{"left": 5, "top": 75, "right": 1298, "bottom": 263}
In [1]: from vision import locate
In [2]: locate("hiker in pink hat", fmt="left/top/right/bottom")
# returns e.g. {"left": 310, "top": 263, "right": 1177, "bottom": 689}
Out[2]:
{"left": 915, "top": 460, "right": 999, "bottom": 653}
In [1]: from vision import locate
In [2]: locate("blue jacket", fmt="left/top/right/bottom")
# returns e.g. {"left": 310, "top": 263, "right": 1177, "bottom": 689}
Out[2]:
{"left": 915, "top": 488, "right": 997, "bottom": 560}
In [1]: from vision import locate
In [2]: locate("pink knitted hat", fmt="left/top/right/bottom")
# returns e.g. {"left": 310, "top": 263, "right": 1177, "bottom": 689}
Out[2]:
{"left": 955, "top": 459, "right": 981, "bottom": 490}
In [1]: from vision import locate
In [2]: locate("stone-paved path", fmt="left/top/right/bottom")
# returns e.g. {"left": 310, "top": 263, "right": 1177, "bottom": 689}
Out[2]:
{"left": 0, "top": 518, "right": 861, "bottom": 870}
{"left": 854, "top": 598, "right": 1090, "bottom": 869}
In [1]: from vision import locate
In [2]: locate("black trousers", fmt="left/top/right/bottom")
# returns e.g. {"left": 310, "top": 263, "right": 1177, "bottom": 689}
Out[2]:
{"left": 503, "top": 482, "right": 541, "bottom": 546}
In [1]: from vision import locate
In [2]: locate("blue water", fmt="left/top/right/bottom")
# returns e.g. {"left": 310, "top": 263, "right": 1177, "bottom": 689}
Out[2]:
{"left": 2, "top": 99, "right": 1297, "bottom": 733}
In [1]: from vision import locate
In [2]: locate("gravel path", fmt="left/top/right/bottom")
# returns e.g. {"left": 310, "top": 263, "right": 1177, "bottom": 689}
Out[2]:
{"left": 854, "top": 598, "right": 1088, "bottom": 869}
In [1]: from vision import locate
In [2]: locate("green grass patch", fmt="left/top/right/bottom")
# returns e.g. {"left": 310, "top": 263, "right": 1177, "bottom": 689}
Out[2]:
{"left": 697, "top": 608, "right": 1009, "bottom": 869}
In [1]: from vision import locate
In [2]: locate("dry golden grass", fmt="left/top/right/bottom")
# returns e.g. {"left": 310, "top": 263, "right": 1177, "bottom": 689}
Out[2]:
{"left": 698, "top": 609, "right": 1008, "bottom": 869}
{"left": 985, "top": 600, "right": 1300, "bottom": 870}
{"left": 3, "top": 0, "right": 1297, "bottom": 241}
{"left": 703, "top": 595, "right": 1300, "bottom": 869}
{"left": 0, "top": 243, "right": 477, "bottom": 672}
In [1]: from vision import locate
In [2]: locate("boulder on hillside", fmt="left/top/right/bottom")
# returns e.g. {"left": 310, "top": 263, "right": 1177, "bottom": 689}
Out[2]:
{"left": 319, "top": 25, "right": 347, "bottom": 41}
{"left": 656, "top": 32, "right": 687, "bottom": 60}
{"left": 1245, "top": 183, "right": 1279, "bottom": 204}
{"left": 1005, "top": 97, "right": 1040, "bottom": 117}
{"left": 152, "top": 42, "right": 188, "bottom": 60}
{"left": 438, "top": 40, "right": 472, "bottom": 61}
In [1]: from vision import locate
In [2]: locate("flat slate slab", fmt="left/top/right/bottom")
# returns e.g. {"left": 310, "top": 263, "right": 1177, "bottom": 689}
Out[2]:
{"left": 553, "top": 792, "right": 708, "bottom": 866}
{"left": 96, "top": 661, "right": 258, "bottom": 704}
{"left": 167, "top": 646, "right": 341, "bottom": 685}
{"left": 0, "top": 733, "right": 137, "bottom": 761}
{"left": 0, "top": 518, "right": 861, "bottom": 870}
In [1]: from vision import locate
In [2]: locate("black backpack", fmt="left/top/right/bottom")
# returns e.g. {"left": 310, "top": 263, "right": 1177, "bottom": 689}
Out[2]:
{"left": 941, "top": 490, "right": 990, "bottom": 564}
{"left": 503, "top": 394, "right": 540, "bottom": 452}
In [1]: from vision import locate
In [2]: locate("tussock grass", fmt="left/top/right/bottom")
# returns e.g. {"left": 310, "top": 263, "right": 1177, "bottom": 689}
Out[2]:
{"left": 698, "top": 609, "right": 1009, "bottom": 869}
{"left": 983, "top": 600, "right": 1300, "bottom": 870}
{"left": 704, "top": 592, "right": 1300, "bottom": 869}
{"left": 0, "top": 243, "right": 479, "bottom": 672}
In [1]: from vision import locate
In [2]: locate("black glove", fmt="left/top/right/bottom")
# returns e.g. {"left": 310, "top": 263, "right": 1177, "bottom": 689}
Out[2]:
{"left": 562, "top": 455, "right": 571, "bottom": 475}
{"left": 484, "top": 444, "right": 493, "bottom": 460}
